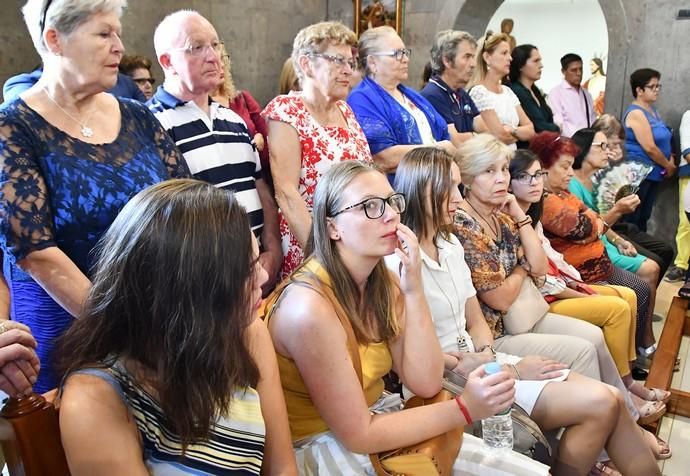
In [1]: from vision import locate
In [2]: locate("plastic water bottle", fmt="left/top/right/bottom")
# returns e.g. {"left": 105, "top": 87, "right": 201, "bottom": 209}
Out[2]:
{"left": 481, "top": 362, "right": 513, "bottom": 453}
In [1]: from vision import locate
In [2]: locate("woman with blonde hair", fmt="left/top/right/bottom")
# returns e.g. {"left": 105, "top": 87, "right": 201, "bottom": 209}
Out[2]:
{"left": 264, "top": 159, "right": 550, "bottom": 475}
{"left": 393, "top": 147, "right": 661, "bottom": 475}
{"left": 278, "top": 57, "right": 300, "bottom": 95}
{"left": 468, "top": 32, "right": 534, "bottom": 149}
{"left": 263, "top": 21, "right": 371, "bottom": 280}
{"left": 212, "top": 45, "right": 271, "bottom": 187}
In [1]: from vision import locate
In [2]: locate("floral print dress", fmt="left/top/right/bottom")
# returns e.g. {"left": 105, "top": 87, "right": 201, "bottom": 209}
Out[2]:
{"left": 263, "top": 93, "right": 371, "bottom": 279}
{"left": 453, "top": 209, "right": 528, "bottom": 338}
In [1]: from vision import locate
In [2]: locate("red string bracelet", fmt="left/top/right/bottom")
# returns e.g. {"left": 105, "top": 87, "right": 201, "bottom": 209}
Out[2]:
{"left": 454, "top": 395, "right": 473, "bottom": 424}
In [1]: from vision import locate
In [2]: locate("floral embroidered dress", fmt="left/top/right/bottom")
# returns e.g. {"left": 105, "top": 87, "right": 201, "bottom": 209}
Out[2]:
{"left": 262, "top": 92, "right": 371, "bottom": 279}
{"left": 453, "top": 209, "right": 527, "bottom": 338}
{"left": 0, "top": 98, "right": 189, "bottom": 392}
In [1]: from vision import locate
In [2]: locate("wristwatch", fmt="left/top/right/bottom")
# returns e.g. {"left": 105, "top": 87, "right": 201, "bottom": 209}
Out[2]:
{"left": 510, "top": 126, "right": 519, "bottom": 139}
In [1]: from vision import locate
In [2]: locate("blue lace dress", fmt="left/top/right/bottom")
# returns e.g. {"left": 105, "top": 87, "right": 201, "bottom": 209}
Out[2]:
{"left": 0, "top": 97, "right": 189, "bottom": 393}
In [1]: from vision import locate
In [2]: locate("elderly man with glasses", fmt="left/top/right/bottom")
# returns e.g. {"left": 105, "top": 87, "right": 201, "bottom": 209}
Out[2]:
{"left": 148, "top": 10, "right": 281, "bottom": 294}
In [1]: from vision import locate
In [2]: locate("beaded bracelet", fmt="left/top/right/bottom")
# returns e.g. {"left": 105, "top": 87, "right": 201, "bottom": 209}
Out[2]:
{"left": 455, "top": 395, "right": 473, "bottom": 424}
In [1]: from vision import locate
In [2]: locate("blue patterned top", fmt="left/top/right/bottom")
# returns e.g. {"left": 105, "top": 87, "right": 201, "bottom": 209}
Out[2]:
{"left": 0, "top": 97, "right": 189, "bottom": 392}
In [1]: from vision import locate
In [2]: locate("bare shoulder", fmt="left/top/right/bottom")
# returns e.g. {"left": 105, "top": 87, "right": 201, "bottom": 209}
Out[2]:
{"left": 269, "top": 282, "right": 346, "bottom": 354}
{"left": 60, "top": 371, "right": 148, "bottom": 474}
{"left": 59, "top": 371, "right": 132, "bottom": 433}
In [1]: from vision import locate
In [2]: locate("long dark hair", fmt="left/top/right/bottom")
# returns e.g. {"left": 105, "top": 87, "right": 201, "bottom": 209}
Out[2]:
{"left": 395, "top": 147, "right": 455, "bottom": 245}
{"left": 509, "top": 44, "right": 551, "bottom": 112}
{"left": 509, "top": 149, "right": 543, "bottom": 226}
{"left": 57, "top": 179, "right": 259, "bottom": 447}
{"left": 570, "top": 128, "right": 597, "bottom": 170}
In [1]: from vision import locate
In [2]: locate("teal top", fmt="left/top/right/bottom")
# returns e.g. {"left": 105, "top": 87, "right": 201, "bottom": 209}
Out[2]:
{"left": 569, "top": 178, "right": 645, "bottom": 273}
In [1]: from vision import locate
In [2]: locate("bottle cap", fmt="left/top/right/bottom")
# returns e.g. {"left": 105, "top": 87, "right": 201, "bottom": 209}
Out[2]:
{"left": 484, "top": 362, "right": 502, "bottom": 375}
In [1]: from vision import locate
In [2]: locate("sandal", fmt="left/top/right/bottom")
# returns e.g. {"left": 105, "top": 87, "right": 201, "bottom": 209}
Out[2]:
{"left": 642, "top": 429, "right": 672, "bottom": 460}
{"left": 589, "top": 460, "right": 621, "bottom": 476}
{"left": 629, "top": 381, "right": 671, "bottom": 404}
{"left": 630, "top": 392, "right": 666, "bottom": 425}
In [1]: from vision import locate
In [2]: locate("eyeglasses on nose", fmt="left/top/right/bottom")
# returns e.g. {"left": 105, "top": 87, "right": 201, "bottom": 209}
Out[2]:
{"left": 512, "top": 171, "right": 547, "bottom": 185}
{"left": 644, "top": 83, "right": 662, "bottom": 91}
{"left": 308, "top": 53, "right": 357, "bottom": 70}
{"left": 330, "top": 193, "right": 406, "bottom": 219}
{"left": 171, "top": 40, "right": 224, "bottom": 57}
{"left": 591, "top": 141, "right": 609, "bottom": 151}
{"left": 369, "top": 48, "right": 412, "bottom": 62}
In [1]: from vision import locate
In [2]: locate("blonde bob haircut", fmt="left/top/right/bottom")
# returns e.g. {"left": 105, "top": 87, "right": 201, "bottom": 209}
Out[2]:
{"left": 305, "top": 160, "right": 400, "bottom": 344}
{"left": 291, "top": 21, "right": 357, "bottom": 83}
{"left": 468, "top": 31, "right": 511, "bottom": 88}
{"left": 455, "top": 133, "right": 513, "bottom": 187}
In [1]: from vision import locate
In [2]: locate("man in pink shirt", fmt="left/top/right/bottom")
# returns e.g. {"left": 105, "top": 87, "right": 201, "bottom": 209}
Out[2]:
{"left": 547, "top": 53, "right": 596, "bottom": 137}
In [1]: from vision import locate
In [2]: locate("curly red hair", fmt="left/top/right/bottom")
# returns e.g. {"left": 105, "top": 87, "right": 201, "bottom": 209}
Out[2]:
{"left": 528, "top": 131, "right": 581, "bottom": 169}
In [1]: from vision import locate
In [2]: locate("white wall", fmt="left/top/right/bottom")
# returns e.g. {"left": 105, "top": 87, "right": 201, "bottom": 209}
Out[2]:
{"left": 486, "top": 0, "right": 608, "bottom": 95}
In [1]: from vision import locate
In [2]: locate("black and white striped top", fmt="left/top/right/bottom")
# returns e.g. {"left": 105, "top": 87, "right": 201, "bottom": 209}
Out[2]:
{"left": 148, "top": 87, "right": 264, "bottom": 240}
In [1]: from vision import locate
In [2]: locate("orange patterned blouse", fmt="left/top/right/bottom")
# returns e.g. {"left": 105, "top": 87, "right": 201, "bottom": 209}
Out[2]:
{"left": 540, "top": 191, "right": 613, "bottom": 283}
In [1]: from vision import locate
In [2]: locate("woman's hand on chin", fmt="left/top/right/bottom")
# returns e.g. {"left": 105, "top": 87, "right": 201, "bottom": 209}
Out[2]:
{"left": 500, "top": 193, "right": 526, "bottom": 221}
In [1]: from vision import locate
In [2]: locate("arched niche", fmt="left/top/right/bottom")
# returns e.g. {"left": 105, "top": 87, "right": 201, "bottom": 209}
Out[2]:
{"left": 450, "top": 0, "right": 630, "bottom": 118}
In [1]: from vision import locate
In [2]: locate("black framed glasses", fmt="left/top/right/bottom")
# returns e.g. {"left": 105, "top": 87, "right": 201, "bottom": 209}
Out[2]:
{"left": 512, "top": 171, "right": 547, "bottom": 185}
{"left": 369, "top": 48, "right": 412, "bottom": 62}
{"left": 330, "top": 193, "right": 406, "bottom": 219}
{"left": 644, "top": 83, "right": 662, "bottom": 91}
{"left": 39, "top": 0, "right": 53, "bottom": 37}
{"left": 309, "top": 53, "right": 357, "bottom": 70}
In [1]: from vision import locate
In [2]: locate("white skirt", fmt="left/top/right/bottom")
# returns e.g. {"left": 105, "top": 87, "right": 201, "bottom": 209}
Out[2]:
{"left": 293, "top": 393, "right": 550, "bottom": 476}
{"left": 496, "top": 352, "right": 570, "bottom": 415}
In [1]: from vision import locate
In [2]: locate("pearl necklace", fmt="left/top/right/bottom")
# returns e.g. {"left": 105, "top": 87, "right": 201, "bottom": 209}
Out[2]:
{"left": 43, "top": 87, "right": 95, "bottom": 138}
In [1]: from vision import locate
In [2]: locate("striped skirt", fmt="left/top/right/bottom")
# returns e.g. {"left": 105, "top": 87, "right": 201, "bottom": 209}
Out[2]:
{"left": 293, "top": 393, "right": 549, "bottom": 475}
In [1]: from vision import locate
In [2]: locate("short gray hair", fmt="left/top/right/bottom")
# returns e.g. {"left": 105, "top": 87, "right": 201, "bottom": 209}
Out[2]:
{"left": 430, "top": 30, "right": 476, "bottom": 76}
{"left": 23, "top": 0, "right": 127, "bottom": 57}
{"left": 358, "top": 26, "right": 399, "bottom": 77}
{"left": 456, "top": 133, "right": 513, "bottom": 187}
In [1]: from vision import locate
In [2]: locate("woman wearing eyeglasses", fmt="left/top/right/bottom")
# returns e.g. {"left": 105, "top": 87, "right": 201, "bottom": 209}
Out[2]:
{"left": 347, "top": 26, "right": 456, "bottom": 175}
{"left": 0, "top": 0, "right": 189, "bottom": 393}
{"left": 393, "top": 147, "right": 662, "bottom": 475}
{"left": 623, "top": 68, "right": 674, "bottom": 232}
{"left": 531, "top": 132, "right": 659, "bottom": 366}
{"left": 510, "top": 149, "right": 670, "bottom": 428}
{"left": 264, "top": 160, "right": 550, "bottom": 475}
{"left": 468, "top": 32, "right": 534, "bottom": 150}
{"left": 118, "top": 54, "right": 155, "bottom": 100}
{"left": 263, "top": 22, "right": 371, "bottom": 280}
